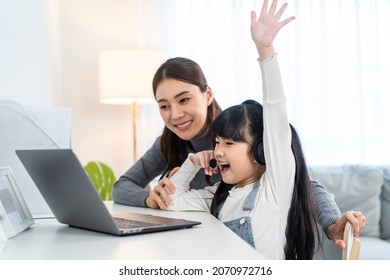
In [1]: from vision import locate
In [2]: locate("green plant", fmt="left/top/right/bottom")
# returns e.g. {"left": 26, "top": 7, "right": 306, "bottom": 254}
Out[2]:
{"left": 84, "top": 161, "right": 116, "bottom": 201}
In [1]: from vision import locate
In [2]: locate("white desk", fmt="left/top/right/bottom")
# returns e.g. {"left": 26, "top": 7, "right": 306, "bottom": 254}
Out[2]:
{"left": 0, "top": 202, "right": 265, "bottom": 260}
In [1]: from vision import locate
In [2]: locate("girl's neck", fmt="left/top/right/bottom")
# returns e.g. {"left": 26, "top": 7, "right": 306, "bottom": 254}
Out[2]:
{"left": 235, "top": 167, "right": 265, "bottom": 188}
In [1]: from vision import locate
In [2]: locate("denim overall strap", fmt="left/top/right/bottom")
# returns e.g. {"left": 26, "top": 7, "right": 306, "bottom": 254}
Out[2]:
{"left": 223, "top": 182, "right": 261, "bottom": 248}
{"left": 243, "top": 183, "right": 260, "bottom": 211}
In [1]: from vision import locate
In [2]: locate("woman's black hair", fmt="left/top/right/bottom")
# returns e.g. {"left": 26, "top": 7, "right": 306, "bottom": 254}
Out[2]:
{"left": 209, "top": 100, "right": 319, "bottom": 260}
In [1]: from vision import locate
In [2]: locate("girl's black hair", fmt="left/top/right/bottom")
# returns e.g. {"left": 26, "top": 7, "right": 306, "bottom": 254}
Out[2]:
{"left": 209, "top": 100, "right": 319, "bottom": 260}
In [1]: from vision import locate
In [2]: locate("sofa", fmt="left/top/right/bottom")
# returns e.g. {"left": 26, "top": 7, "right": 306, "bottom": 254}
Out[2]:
{"left": 311, "top": 165, "right": 390, "bottom": 259}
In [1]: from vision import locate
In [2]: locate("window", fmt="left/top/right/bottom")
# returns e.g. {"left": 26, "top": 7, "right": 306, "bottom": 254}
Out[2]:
{"left": 141, "top": 0, "right": 390, "bottom": 165}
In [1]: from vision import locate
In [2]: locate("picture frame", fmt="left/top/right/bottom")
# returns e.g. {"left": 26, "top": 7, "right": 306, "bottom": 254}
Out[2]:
{"left": 0, "top": 166, "right": 34, "bottom": 239}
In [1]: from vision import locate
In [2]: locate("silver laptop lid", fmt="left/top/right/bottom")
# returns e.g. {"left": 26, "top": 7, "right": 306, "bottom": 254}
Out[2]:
{"left": 15, "top": 149, "right": 201, "bottom": 236}
{"left": 16, "top": 149, "right": 121, "bottom": 234}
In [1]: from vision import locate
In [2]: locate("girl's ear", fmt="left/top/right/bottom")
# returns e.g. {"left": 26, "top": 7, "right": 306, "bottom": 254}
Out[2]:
{"left": 206, "top": 86, "right": 214, "bottom": 106}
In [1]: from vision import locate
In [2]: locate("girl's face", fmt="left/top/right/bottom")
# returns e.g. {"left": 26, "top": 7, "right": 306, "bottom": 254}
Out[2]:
{"left": 155, "top": 79, "right": 213, "bottom": 141}
{"left": 214, "top": 136, "right": 263, "bottom": 188}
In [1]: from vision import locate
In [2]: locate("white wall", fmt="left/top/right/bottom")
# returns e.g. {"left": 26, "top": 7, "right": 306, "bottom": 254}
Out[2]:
{"left": 1, "top": 0, "right": 164, "bottom": 178}
{"left": 0, "top": 0, "right": 52, "bottom": 105}
{"left": 59, "top": 0, "right": 140, "bottom": 176}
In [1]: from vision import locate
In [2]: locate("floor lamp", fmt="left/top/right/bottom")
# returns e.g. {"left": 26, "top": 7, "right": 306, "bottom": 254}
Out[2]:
{"left": 98, "top": 49, "right": 165, "bottom": 163}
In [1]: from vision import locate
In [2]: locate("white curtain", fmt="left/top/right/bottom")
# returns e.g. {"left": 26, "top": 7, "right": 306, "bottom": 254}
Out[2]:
{"left": 140, "top": 0, "right": 390, "bottom": 165}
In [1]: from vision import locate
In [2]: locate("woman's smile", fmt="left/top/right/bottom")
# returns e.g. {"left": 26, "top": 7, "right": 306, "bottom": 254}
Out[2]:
{"left": 174, "top": 120, "right": 193, "bottom": 130}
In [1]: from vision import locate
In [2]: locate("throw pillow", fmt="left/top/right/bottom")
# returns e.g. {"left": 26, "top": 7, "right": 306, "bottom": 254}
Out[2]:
{"left": 311, "top": 165, "right": 383, "bottom": 238}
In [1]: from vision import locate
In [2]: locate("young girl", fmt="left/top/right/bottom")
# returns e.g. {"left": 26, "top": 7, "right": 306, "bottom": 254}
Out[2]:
{"left": 167, "top": 104, "right": 315, "bottom": 259}
{"left": 160, "top": 0, "right": 315, "bottom": 259}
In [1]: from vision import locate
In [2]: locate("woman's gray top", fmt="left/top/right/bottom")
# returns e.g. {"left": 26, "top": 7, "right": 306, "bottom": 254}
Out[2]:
{"left": 112, "top": 127, "right": 341, "bottom": 233}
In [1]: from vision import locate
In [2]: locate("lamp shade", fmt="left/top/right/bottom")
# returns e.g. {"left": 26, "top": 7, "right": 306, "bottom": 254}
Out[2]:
{"left": 99, "top": 49, "right": 166, "bottom": 104}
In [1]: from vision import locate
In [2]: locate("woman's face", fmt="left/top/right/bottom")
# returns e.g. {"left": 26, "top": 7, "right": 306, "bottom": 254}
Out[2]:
{"left": 155, "top": 79, "right": 213, "bottom": 140}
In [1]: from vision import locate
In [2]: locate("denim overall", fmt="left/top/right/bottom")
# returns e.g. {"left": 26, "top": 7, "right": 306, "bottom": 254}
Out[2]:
{"left": 218, "top": 182, "right": 260, "bottom": 248}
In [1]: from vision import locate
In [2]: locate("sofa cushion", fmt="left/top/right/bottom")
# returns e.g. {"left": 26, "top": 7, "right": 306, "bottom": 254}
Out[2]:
{"left": 311, "top": 165, "right": 383, "bottom": 238}
{"left": 380, "top": 166, "right": 390, "bottom": 240}
{"left": 359, "top": 236, "right": 390, "bottom": 260}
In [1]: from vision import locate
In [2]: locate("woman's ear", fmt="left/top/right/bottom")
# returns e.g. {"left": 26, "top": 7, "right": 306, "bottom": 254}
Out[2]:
{"left": 206, "top": 86, "right": 214, "bottom": 106}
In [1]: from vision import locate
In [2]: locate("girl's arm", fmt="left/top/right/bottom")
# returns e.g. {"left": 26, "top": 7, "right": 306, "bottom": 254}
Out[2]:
{"left": 149, "top": 150, "right": 217, "bottom": 211}
{"left": 164, "top": 154, "right": 217, "bottom": 212}
{"left": 251, "top": 0, "right": 295, "bottom": 206}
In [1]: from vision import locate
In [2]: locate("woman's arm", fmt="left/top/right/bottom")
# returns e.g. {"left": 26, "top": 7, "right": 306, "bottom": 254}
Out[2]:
{"left": 112, "top": 137, "right": 166, "bottom": 207}
{"left": 311, "top": 180, "right": 341, "bottom": 233}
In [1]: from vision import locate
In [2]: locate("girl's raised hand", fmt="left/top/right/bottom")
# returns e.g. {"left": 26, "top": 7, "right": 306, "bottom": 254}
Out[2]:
{"left": 250, "top": 0, "right": 295, "bottom": 58}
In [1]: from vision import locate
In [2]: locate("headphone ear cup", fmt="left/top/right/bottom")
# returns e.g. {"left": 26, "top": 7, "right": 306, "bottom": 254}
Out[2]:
{"left": 253, "top": 139, "right": 265, "bottom": 165}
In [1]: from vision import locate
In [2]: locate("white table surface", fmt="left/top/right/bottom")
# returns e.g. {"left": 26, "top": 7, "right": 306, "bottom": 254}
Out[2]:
{"left": 0, "top": 202, "right": 265, "bottom": 260}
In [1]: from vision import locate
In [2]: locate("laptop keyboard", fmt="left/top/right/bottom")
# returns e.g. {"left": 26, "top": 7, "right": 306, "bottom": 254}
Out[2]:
{"left": 113, "top": 217, "right": 161, "bottom": 229}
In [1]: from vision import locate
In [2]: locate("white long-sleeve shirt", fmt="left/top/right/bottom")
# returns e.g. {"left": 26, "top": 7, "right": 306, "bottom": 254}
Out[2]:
{"left": 167, "top": 57, "right": 295, "bottom": 259}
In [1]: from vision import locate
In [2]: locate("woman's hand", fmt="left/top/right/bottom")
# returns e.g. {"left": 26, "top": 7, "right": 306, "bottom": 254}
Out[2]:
{"left": 327, "top": 211, "right": 367, "bottom": 249}
{"left": 145, "top": 167, "right": 180, "bottom": 209}
{"left": 250, "top": 0, "right": 295, "bottom": 59}
{"left": 189, "top": 150, "right": 218, "bottom": 176}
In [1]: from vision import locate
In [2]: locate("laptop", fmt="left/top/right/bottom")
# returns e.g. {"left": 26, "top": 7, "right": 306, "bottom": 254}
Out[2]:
{"left": 15, "top": 149, "right": 201, "bottom": 236}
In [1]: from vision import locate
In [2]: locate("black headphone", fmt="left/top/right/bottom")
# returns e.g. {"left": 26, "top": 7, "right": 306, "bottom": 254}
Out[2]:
{"left": 253, "top": 138, "right": 265, "bottom": 165}
{"left": 241, "top": 100, "right": 266, "bottom": 166}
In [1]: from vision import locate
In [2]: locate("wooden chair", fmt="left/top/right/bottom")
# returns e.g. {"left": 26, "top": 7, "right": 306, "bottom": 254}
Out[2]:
{"left": 342, "top": 221, "right": 361, "bottom": 260}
